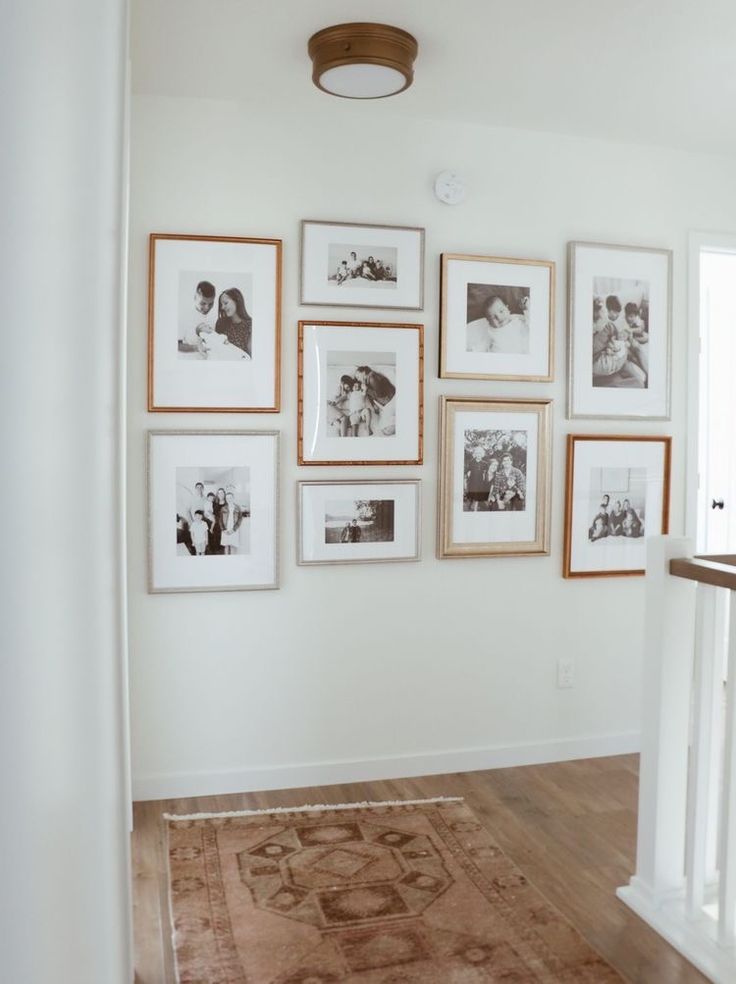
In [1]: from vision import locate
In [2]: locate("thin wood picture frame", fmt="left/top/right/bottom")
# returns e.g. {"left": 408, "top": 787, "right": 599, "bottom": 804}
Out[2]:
{"left": 300, "top": 219, "right": 425, "bottom": 311}
{"left": 297, "top": 479, "right": 421, "bottom": 566}
{"left": 437, "top": 396, "right": 552, "bottom": 559}
{"left": 439, "top": 252, "right": 555, "bottom": 381}
{"left": 567, "top": 240, "right": 672, "bottom": 420}
{"left": 148, "top": 233, "right": 282, "bottom": 413}
{"left": 563, "top": 433, "right": 672, "bottom": 578}
{"left": 147, "top": 429, "right": 280, "bottom": 593}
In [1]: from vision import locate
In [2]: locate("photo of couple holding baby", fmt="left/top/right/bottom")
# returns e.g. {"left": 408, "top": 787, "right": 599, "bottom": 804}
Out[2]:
{"left": 178, "top": 278, "right": 252, "bottom": 361}
{"left": 591, "top": 277, "right": 649, "bottom": 389}
{"left": 463, "top": 430, "right": 528, "bottom": 512}
{"left": 325, "top": 360, "right": 397, "bottom": 438}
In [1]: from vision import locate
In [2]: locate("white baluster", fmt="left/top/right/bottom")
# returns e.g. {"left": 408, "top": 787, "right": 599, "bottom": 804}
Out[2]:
{"left": 686, "top": 583, "right": 721, "bottom": 916}
{"left": 718, "top": 589, "right": 736, "bottom": 944}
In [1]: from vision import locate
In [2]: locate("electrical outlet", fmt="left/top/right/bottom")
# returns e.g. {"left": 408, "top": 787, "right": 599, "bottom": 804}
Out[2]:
{"left": 557, "top": 657, "right": 575, "bottom": 689}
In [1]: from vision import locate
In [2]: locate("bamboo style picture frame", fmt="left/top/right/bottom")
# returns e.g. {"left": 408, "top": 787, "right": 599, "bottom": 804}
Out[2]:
{"left": 298, "top": 320, "right": 424, "bottom": 466}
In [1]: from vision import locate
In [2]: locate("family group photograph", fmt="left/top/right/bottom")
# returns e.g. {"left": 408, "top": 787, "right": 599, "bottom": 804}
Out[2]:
{"left": 327, "top": 242, "right": 398, "bottom": 288}
{"left": 591, "top": 276, "right": 650, "bottom": 389}
{"left": 465, "top": 282, "right": 530, "bottom": 354}
{"left": 325, "top": 352, "right": 397, "bottom": 437}
{"left": 463, "top": 428, "right": 528, "bottom": 512}
{"left": 324, "top": 498, "right": 396, "bottom": 544}
{"left": 177, "top": 270, "right": 253, "bottom": 361}
{"left": 587, "top": 467, "right": 646, "bottom": 542}
{"left": 175, "top": 466, "right": 251, "bottom": 557}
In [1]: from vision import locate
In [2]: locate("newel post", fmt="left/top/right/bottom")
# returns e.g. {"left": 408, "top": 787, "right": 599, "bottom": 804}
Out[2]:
{"left": 625, "top": 535, "right": 696, "bottom": 903}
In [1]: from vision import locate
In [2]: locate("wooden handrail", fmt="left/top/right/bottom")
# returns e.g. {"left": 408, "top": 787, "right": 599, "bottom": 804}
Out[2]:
{"left": 670, "top": 555, "right": 736, "bottom": 590}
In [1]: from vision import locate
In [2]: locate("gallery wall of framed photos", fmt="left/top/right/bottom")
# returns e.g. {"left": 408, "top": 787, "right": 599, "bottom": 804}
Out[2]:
{"left": 144, "top": 223, "right": 673, "bottom": 590}
{"left": 126, "top": 99, "right": 705, "bottom": 799}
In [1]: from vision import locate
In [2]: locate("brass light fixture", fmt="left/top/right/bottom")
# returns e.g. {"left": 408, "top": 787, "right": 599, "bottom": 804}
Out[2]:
{"left": 308, "top": 23, "right": 418, "bottom": 99}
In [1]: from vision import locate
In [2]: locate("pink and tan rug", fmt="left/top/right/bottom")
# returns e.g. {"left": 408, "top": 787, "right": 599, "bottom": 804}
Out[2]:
{"left": 165, "top": 797, "right": 622, "bottom": 983}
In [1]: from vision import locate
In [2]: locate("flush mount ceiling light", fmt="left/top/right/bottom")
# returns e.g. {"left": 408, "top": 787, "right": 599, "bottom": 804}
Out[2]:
{"left": 308, "top": 22, "right": 418, "bottom": 99}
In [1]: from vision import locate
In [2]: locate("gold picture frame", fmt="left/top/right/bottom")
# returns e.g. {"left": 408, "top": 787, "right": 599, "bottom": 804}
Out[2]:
{"left": 148, "top": 233, "right": 282, "bottom": 413}
{"left": 438, "top": 396, "right": 552, "bottom": 558}
{"left": 439, "top": 253, "right": 555, "bottom": 381}
{"left": 298, "top": 320, "right": 424, "bottom": 466}
{"left": 563, "top": 434, "right": 672, "bottom": 578}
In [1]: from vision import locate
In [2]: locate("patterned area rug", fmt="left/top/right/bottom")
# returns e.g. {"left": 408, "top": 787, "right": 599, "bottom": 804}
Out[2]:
{"left": 166, "top": 797, "right": 622, "bottom": 983}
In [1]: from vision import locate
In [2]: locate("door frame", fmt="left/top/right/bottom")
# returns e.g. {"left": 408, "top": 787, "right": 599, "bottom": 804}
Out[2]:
{"left": 687, "top": 231, "right": 736, "bottom": 550}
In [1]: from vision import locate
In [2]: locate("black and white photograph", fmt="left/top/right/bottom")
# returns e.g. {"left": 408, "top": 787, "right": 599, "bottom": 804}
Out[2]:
{"left": 148, "top": 430, "right": 278, "bottom": 593}
{"left": 324, "top": 499, "right": 395, "bottom": 544}
{"left": 591, "top": 277, "right": 649, "bottom": 389}
{"left": 299, "top": 321, "right": 423, "bottom": 465}
{"left": 586, "top": 468, "right": 646, "bottom": 542}
{"left": 177, "top": 271, "right": 253, "bottom": 361}
{"left": 298, "top": 480, "right": 420, "bottom": 565}
{"left": 440, "top": 254, "right": 554, "bottom": 381}
{"left": 568, "top": 241, "right": 671, "bottom": 419}
{"left": 563, "top": 435, "right": 671, "bottom": 578}
{"left": 465, "top": 283, "right": 530, "bottom": 354}
{"left": 463, "top": 429, "right": 528, "bottom": 512}
{"left": 148, "top": 234, "right": 281, "bottom": 412}
{"left": 175, "top": 466, "right": 250, "bottom": 557}
{"left": 327, "top": 244, "right": 397, "bottom": 289}
{"left": 301, "top": 220, "right": 424, "bottom": 310}
{"left": 325, "top": 351, "right": 397, "bottom": 438}
{"left": 438, "top": 397, "right": 551, "bottom": 559}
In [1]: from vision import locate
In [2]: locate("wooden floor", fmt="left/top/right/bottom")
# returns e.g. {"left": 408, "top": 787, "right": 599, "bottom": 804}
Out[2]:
{"left": 132, "top": 754, "right": 709, "bottom": 984}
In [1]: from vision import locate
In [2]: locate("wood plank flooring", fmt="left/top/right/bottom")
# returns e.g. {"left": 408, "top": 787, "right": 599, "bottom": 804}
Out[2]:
{"left": 132, "top": 754, "right": 709, "bottom": 983}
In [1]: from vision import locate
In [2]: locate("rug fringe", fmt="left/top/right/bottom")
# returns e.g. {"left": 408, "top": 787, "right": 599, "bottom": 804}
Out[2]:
{"left": 164, "top": 796, "right": 464, "bottom": 821}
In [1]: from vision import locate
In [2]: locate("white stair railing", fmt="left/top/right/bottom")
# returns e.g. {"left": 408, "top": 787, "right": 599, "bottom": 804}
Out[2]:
{"left": 618, "top": 536, "right": 736, "bottom": 982}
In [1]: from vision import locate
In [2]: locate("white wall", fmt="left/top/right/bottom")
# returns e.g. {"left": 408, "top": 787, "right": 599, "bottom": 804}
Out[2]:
{"left": 0, "top": 2, "right": 132, "bottom": 981}
{"left": 128, "top": 95, "right": 736, "bottom": 799}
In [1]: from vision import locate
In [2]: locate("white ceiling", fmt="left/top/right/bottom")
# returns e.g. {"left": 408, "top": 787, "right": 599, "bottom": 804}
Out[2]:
{"left": 132, "top": 0, "right": 736, "bottom": 157}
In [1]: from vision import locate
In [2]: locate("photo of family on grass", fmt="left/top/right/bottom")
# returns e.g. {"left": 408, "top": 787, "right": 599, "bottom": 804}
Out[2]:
{"left": 588, "top": 468, "right": 646, "bottom": 542}
{"left": 592, "top": 276, "right": 649, "bottom": 389}
{"left": 175, "top": 466, "right": 251, "bottom": 557}
{"left": 463, "top": 428, "right": 528, "bottom": 512}
{"left": 324, "top": 498, "right": 395, "bottom": 544}
{"left": 327, "top": 244, "right": 397, "bottom": 288}
{"left": 465, "top": 283, "right": 530, "bottom": 354}
{"left": 177, "top": 272, "right": 253, "bottom": 361}
{"left": 325, "top": 352, "right": 397, "bottom": 437}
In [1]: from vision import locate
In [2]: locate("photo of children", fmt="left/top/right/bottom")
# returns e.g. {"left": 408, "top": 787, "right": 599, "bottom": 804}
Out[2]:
{"left": 587, "top": 467, "right": 646, "bottom": 542}
{"left": 177, "top": 270, "right": 253, "bottom": 361}
{"left": 591, "top": 277, "right": 649, "bottom": 388}
{"left": 324, "top": 499, "right": 395, "bottom": 544}
{"left": 175, "top": 466, "right": 251, "bottom": 557}
{"left": 327, "top": 244, "right": 398, "bottom": 289}
{"left": 465, "top": 283, "right": 530, "bottom": 354}
{"left": 463, "top": 429, "right": 528, "bottom": 512}
{"left": 325, "top": 352, "right": 397, "bottom": 438}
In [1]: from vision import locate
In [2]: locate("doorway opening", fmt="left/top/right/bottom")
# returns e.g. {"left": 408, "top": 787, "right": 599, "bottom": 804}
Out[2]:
{"left": 692, "top": 236, "right": 736, "bottom": 554}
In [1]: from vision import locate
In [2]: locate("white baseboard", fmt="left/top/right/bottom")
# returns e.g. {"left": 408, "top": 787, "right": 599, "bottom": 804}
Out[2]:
{"left": 132, "top": 731, "right": 640, "bottom": 802}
